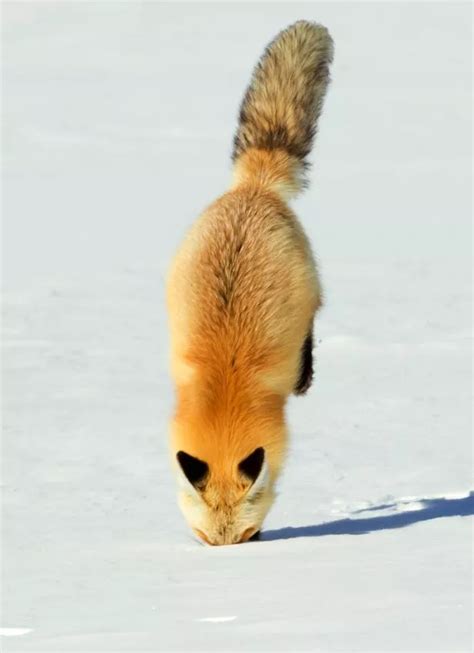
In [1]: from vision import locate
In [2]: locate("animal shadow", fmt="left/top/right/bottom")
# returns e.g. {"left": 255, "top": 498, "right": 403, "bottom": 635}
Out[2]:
{"left": 261, "top": 492, "right": 474, "bottom": 541}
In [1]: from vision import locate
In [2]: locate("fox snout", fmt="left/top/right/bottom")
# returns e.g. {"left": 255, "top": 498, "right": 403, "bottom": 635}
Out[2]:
{"left": 194, "top": 526, "right": 260, "bottom": 546}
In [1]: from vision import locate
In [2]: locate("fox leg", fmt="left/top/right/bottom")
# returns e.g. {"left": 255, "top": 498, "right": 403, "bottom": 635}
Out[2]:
{"left": 294, "top": 325, "right": 314, "bottom": 395}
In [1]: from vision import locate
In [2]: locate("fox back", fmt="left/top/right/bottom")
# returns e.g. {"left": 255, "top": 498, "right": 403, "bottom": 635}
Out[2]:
{"left": 167, "top": 21, "right": 333, "bottom": 545}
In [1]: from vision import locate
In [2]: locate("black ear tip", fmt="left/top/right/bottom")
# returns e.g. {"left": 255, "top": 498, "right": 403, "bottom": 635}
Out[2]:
{"left": 176, "top": 450, "right": 188, "bottom": 464}
{"left": 238, "top": 447, "right": 265, "bottom": 482}
{"left": 177, "top": 451, "right": 209, "bottom": 487}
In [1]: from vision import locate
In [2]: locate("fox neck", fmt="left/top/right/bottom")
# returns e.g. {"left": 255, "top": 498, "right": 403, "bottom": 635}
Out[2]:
{"left": 173, "top": 373, "right": 286, "bottom": 466}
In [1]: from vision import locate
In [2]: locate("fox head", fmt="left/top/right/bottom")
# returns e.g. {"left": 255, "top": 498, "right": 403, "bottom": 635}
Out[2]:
{"left": 170, "top": 397, "right": 287, "bottom": 545}
{"left": 174, "top": 446, "right": 274, "bottom": 545}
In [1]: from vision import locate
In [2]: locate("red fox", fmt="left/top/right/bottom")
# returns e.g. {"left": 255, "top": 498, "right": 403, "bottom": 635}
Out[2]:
{"left": 167, "top": 21, "right": 333, "bottom": 545}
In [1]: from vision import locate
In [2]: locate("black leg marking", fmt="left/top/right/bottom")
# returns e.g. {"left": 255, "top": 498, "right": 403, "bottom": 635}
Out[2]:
{"left": 294, "top": 329, "right": 314, "bottom": 395}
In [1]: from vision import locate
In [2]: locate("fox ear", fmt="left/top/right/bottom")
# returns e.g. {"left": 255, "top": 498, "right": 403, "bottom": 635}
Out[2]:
{"left": 238, "top": 447, "right": 265, "bottom": 484}
{"left": 176, "top": 451, "right": 209, "bottom": 489}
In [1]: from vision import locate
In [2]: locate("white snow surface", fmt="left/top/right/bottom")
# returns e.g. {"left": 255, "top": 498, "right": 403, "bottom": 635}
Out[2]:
{"left": 2, "top": 3, "right": 472, "bottom": 652}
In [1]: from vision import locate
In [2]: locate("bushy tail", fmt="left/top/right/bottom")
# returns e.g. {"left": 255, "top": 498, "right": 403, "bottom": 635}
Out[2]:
{"left": 232, "top": 21, "right": 333, "bottom": 198}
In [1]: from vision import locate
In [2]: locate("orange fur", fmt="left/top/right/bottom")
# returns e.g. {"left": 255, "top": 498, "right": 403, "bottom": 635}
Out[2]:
{"left": 167, "top": 21, "right": 333, "bottom": 545}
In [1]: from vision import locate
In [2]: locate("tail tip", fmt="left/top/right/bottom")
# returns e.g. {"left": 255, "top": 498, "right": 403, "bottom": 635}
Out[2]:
{"left": 285, "top": 20, "right": 334, "bottom": 57}
{"left": 231, "top": 20, "right": 334, "bottom": 199}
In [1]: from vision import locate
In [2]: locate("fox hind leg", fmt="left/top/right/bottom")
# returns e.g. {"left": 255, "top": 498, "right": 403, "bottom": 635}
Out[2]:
{"left": 294, "top": 327, "right": 314, "bottom": 395}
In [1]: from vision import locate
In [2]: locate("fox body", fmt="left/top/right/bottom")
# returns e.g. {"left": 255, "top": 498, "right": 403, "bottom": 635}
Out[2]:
{"left": 167, "top": 21, "right": 333, "bottom": 545}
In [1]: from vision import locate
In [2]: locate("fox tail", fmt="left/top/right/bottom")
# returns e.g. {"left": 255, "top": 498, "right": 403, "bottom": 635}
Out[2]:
{"left": 232, "top": 21, "right": 333, "bottom": 199}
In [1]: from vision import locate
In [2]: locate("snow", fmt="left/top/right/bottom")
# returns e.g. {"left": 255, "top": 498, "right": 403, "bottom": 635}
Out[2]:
{"left": 2, "top": 2, "right": 472, "bottom": 651}
{"left": 0, "top": 630, "right": 33, "bottom": 639}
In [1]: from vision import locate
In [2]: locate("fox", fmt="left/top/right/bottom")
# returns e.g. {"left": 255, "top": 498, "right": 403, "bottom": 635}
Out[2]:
{"left": 167, "top": 20, "right": 334, "bottom": 545}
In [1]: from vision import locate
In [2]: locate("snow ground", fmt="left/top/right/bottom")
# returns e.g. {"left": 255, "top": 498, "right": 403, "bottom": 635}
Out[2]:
{"left": 2, "top": 2, "right": 472, "bottom": 652}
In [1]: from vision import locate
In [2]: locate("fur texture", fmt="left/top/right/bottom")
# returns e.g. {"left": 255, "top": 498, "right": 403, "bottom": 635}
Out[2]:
{"left": 167, "top": 21, "right": 333, "bottom": 545}
{"left": 233, "top": 20, "right": 333, "bottom": 196}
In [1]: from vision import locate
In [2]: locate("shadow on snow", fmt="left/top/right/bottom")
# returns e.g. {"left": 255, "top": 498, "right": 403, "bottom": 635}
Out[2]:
{"left": 262, "top": 492, "right": 474, "bottom": 541}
